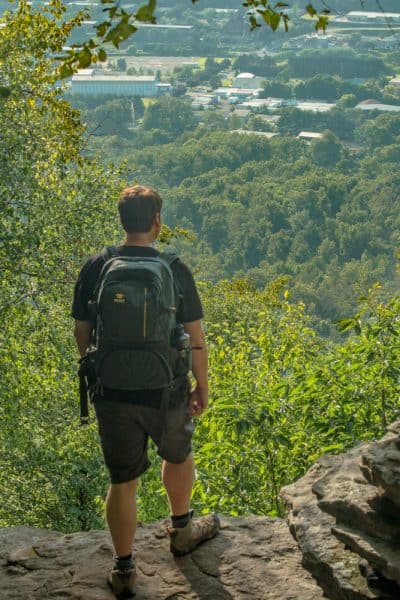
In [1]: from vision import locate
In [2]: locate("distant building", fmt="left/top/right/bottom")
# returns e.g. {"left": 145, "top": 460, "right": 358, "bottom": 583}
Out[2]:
{"left": 232, "top": 72, "right": 265, "bottom": 89}
{"left": 295, "top": 101, "right": 336, "bottom": 113}
{"left": 297, "top": 131, "right": 323, "bottom": 142}
{"left": 346, "top": 11, "right": 400, "bottom": 23}
{"left": 231, "top": 129, "right": 279, "bottom": 139}
{"left": 373, "top": 35, "right": 400, "bottom": 50}
{"left": 240, "top": 98, "right": 284, "bottom": 110}
{"left": 134, "top": 24, "right": 194, "bottom": 31}
{"left": 190, "top": 94, "right": 217, "bottom": 110}
{"left": 214, "top": 87, "right": 263, "bottom": 100}
{"left": 388, "top": 77, "right": 400, "bottom": 93}
{"left": 238, "top": 98, "right": 336, "bottom": 112}
{"left": 283, "top": 33, "right": 338, "bottom": 50}
{"left": 71, "top": 70, "right": 170, "bottom": 97}
{"left": 355, "top": 99, "right": 400, "bottom": 112}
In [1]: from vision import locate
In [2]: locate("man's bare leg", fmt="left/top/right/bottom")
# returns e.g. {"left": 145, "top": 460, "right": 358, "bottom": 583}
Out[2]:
{"left": 162, "top": 453, "right": 220, "bottom": 555}
{"left": 106, "top": 479, "right": 138, "bottom": 556}
{"left": 162, "top": 453, "right": 195, "bottom": 515}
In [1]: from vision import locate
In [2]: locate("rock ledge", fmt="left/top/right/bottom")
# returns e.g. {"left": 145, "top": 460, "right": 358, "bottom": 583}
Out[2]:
{"left": 281, "top": 421, "right": 400, "bottom": 600}
{"left": 0, "top": 517, "right": 324, "bottom": 599}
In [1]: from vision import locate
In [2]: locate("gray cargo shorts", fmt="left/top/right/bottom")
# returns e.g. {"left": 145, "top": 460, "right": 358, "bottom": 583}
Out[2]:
{"left": 93, "top": 376, "right": 194, "bottom": 484}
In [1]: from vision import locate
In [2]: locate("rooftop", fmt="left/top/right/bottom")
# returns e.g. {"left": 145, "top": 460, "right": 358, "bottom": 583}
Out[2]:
{"left": 347, "top": 11, "right": 400, "bottom": 19}
{"left": 239, "top": 99, "right": 285, "bottom": 110}
{"left": 214, "top": 87, "right": 263, "bottom": 96}
{"left": 236, "top": 72, "right": 256, "bottom": 79}
{"left": 355, "top": 100, "right": 400, "bottom": 112}
{"left": 231, "top": 129, "right": 279, "bottom": 139}
{"left": 72, "top": 72, "right": 157, "bottom": 82}
{"left": 297, "top": 131, "right": 323, "bottom": 140}
{"left": 295, "top": 101, "right": 336, "bottom": 113}
{"left": 135, "top": 23, "right": 194, "bottom": 29}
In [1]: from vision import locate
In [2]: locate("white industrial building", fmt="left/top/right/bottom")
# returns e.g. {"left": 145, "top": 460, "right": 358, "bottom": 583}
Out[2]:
{"left": 346, "top": 11, "right": 400, "bottom": 23}
{"left": 297, "top": 131, "right": 323, "bottom": 142}
{"left": 214, "top": 87, "right": 263, "bottom": 101}
{"left": 355, "top": 99, "right": 400, "bottom": 112}
{"left": 71, "top": 70, "right": 170, "bottom": 97}
{"left": 232, "top": 72, "right": 265, "bottom": 89}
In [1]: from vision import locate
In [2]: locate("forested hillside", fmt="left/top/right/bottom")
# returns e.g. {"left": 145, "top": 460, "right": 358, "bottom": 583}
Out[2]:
{"left": 88, "top": 116, "right": 400, "bottom": 332}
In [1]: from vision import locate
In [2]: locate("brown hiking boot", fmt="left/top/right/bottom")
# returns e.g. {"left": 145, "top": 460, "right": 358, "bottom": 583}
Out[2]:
{"left": 167, "top": 512, "right": 220, "bottom": 556}
{"left": 108, "top": 565, "right": 136, "bottom": 599}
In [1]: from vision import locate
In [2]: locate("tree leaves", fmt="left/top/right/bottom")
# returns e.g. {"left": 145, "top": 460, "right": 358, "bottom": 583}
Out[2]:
{"left": 135, "top": 0, "right": 157, "bottom": 24}
{"left": 0, "top": 85, "right": 11, "bottom": 99}
{"left": 104, "top": 20, "right": 137, "bottom": 48}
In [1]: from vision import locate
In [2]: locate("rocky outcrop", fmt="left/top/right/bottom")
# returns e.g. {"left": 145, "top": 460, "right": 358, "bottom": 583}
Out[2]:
{"left": 0, "top": 517, "right": 324, "bottom": 599}
{"left": 3, "top": 423, "right": 400, "bottom": 599}
{"left": 281, "top": 421, "right": 400, "bottom": 600}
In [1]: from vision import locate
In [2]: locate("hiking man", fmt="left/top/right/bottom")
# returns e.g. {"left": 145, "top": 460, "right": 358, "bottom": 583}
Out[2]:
{"left": 72, "top": 185, "right": 220, "bottom": 598}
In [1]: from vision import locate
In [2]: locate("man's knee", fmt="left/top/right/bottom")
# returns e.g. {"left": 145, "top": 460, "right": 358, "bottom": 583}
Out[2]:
{"left": 109, "top": 478, "right": 139, "bottom": 494}
{"left": 162, "top": 451, "right": 193, "bottom": 469}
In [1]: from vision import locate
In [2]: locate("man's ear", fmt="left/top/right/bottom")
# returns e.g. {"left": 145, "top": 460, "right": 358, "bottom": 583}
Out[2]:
{"left": 154, "top": 212, "right": 161, "bottom": 229}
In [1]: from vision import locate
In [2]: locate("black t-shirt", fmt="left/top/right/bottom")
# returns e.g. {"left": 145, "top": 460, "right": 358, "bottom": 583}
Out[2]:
{"left": 72, "top": 245, "right": 203, "bottom": 324}
{"left": 72, "top": 245, "right": 203, "bottom": 405}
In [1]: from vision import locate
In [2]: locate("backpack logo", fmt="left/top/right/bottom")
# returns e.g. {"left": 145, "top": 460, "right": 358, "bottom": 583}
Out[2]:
{"left": 114, "top": 292, "right": 126, "bottom": 304}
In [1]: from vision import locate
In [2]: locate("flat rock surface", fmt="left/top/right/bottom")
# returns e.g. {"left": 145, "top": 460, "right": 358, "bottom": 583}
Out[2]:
{"left": 281, "top": 452, "right": 379, "bottom": 600}
{"left": 0, "top": 517, "right": 325, "bottom": 599}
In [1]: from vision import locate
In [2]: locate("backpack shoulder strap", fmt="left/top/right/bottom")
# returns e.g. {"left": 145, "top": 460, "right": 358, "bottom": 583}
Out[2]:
{"left": 100, "top": 245, "right": 118, "bottom": 264}
{"left": 159, "top": 250, "right": 179, "bottom": 268}
{"left": 159, "top": 252, "right": 181, "bottom": 307}
{"left": 93, "top": 246, "right": 118, "bottom": 300}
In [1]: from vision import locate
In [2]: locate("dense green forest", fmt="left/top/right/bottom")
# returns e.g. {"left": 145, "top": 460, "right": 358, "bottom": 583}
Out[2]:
{"left": 84, "top": 102, "right": 400, "bottom": 333}
{"left": 1, "top": 1, "right": 400, "bottom": 532}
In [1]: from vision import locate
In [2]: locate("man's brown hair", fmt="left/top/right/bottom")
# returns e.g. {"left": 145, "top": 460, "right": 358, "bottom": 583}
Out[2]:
{"left": 118, "top": 185, "right": 162, "bottom": 233}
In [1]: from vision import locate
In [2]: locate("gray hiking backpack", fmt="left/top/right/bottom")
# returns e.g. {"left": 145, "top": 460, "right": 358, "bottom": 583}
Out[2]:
{"left": 88, "top": 246, "right": 188, "bottom": 392}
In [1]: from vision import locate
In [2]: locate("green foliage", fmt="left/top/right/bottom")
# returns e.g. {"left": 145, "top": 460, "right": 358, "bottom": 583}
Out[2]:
{"left": 311, "top": 130, "right": 342, "bottom": 167}
{"left": 358, "top": 114, "right": 400, "bottom": 149}
{"left": 289, "top": 48, "right": 388, "bottom": 79}
{"left": 105, "top": 127, "right": 397, "bottom": 326}
{"left": 142, "top": 96, "right": 197, "bottom": 137}
{"left": 83, "top": 98, "right": 133, "bottom": 137}
{"left": 233, "top": 55, "right": 277, "bottom": 78}
{"left": 0, "top": 1, "right": 124, "bottom": 530}
{"left": 194, "top": 281, "right": 400, "bottom": 517}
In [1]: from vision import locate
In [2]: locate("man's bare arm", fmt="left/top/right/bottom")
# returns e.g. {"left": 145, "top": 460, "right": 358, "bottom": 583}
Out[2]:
{"left": 183, "top": 319, "right": 208, "bottom": 416}
{"left": 74, "top": 320, "right": 92, "bottom": 357}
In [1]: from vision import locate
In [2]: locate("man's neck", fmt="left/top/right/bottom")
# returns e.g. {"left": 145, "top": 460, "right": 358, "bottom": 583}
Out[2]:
{"left": 123, "top": 234, "right": 154, "bottom": 247}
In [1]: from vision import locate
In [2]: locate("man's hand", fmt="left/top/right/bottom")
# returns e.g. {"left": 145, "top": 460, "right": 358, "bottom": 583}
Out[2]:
{"left": 183, "top": 319, "right": 209, "bottom": 417}
{"left": 189, "top": 386, "right": 208, "bottom": 417}
{"left": 74, "top": 320, "right": 92, "bottom": 357}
